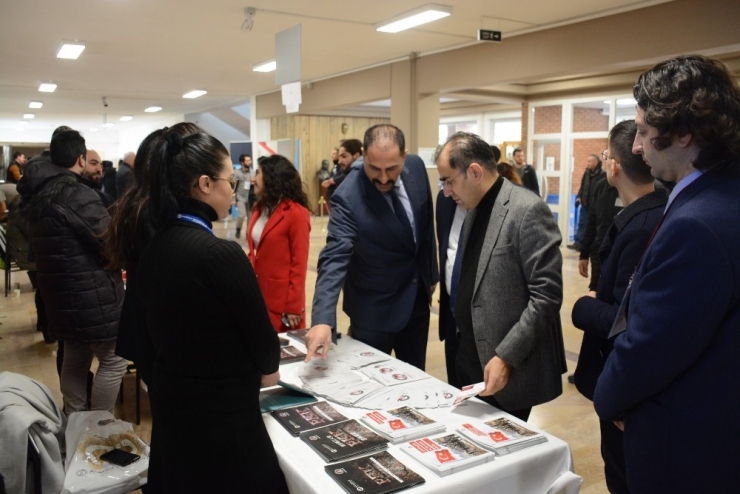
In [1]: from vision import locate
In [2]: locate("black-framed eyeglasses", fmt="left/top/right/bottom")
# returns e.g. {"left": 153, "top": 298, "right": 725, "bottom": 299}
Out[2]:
{"left": 211, "top": 176, "right": 239, "bottom": 191}
{"left": 601, "top": 150, "right": 615, "bottom": 162}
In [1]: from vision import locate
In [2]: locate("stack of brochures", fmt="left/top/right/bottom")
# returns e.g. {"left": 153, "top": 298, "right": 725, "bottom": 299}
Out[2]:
{"left": 300, "top": 419, "right": 389, "bottom": 463}
{"left": 360, "top": 361, "right": 429, "bottom": 387}
{"left": 457, "top": 417, "right": 548, "bottom": 455}
{"left": 271, "top": 401, "right": 348, "bottom": 436}
{"left": 280, "top": 345, "right": 306, "bottom": 363}
{"left": 325, "top": 450, "right": 426, "bottom": 494}
{"left": 399, "top": 433, "right": 495, "bottom": 477}
{"left": 285, "top": 329, "right": 308, "bottom": 345}
{"left": 360, "top": 406, "right": 446, "bottom": 444}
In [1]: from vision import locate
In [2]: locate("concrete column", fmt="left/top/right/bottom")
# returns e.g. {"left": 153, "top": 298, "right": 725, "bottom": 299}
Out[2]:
{"left": 390, "top": 56, "right": 439, "bottom": 154}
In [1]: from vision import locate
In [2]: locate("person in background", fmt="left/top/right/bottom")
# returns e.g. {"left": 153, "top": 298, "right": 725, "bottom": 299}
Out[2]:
{"left": 26, "top": 129, "right": 126, "bottom": 414}
{"left": 512, "top": 147, "right": 540, "bottom": 195}
{"left": 247, "top": 154, "right": 311, "bottom": 332}
{"left": 594, "top": 55, "right": 740, "bottom": 492}
{"left": 115, "top": 151, "right": 136, "bottom": 197}
{"left": 101, "top": 160, "right": 117, "bottom": 200}
{"left": 570, "top": 154, "right": 605, "bottom": 250}
{"left": 83, "top": 150, "right": 113, "bottom": 207}
{"left": 103, "top": 123, "right": 201, "bottom": 387}
{"left": 571, "top": 119, "right": 667, "bottom": 493}
{"left": 323, "top": 139, "right": 362, "bottom": 203}
{"left": 7, "top": 152, "right": 26, "bottom": 184}
{"left": 233, "top": 153, "right": 253, "bottom": 239}
{"left": 138, "top": 128, "right": 287, "bottom": 493}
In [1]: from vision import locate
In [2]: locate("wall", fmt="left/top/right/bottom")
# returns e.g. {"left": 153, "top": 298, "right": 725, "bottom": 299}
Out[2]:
{"left": 117, "top": 114, "right": 184, "bottom": 165}
{"left": 184, "top": 111, "right": 249, "bottom": 150}
{"left": 270, "top": 115, "right": 390, "bottom": 211}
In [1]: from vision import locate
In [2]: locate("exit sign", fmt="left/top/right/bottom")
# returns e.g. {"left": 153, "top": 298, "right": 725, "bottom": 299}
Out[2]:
{"left": 478, "top": 29, "right": 502, "bottom": 42}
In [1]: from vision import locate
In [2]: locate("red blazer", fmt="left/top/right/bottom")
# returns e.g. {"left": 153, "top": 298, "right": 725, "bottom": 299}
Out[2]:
{"left": 247, "top": 199, "right": 311, "bottom": 332}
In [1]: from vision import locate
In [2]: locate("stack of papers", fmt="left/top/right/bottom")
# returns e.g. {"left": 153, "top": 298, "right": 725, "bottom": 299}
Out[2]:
{"left": 360, "top": 361, "right": 430, "bottom": 387}
{"left": 360, "top": 406, "right": 446, "bottom": 444}
{"left": 399, "top": 433, "right": 495, "bottom": 477}
{"left": 457, "top": 417, "right": 548, "bottom": 455}
{"left": 353, "top": 382, "right": 458, "bottom": 410}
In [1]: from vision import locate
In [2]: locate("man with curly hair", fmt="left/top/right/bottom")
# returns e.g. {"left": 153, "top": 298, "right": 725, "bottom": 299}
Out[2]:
{"left": 594, "top": 55, "right": 740, "bottom": 492}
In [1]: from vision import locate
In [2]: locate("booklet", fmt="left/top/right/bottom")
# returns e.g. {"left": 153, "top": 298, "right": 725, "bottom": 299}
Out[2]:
{"left": 280, "top": 345, "right": 307, "bottom": 363}
{"left": 271, "top": 401, "right": 348, "bottom": 436}
{"left": 325, "top": 450, "right": 426, "bottom": 494}
{"left": 300, "top": 419, "right": 389, "bottom": 463}
{"left": 360, "top": 406, "right": 445, "bottom": 443}
{"left": 452, "top": 382, "right": 486, "bottom": 406}
{"left": 259, "top": 384, "right": 317, "bottom": 413}
{"left": 457, "top": 417, "right": 548, "bottom": 455}
{"left": 399, "top": 433, "right": 494, "bottom": 477}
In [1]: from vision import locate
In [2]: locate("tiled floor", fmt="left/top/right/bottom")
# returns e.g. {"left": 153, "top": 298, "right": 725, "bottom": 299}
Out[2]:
{"left": 0, "top": 215, "right": 608, "bottom": 493}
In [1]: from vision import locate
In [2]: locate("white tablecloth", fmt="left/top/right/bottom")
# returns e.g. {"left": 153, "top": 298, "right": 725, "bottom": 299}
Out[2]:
{"left": 264, "top": 335, "right": 582, "bottom": 494}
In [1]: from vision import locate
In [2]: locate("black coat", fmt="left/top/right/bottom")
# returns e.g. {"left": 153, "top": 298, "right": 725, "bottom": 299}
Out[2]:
{"left": 571, "top": 188, "right": 668, "bottom": 399}
{"left": 26, "top": 165, "right": 123, "bottom": 343}
{"left": 137, "top": 200, "right": 287, "bottom": 493}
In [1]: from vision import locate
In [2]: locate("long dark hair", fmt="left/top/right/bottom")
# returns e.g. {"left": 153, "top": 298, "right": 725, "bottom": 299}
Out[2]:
{"left": 255, "top": 155, "right": 309, "bottom": 215}
{"left": 149, "top": 128, "right": 229, "bottom": 229}
{"left": 103, "top": 123, "right": 201, "bottom": 270}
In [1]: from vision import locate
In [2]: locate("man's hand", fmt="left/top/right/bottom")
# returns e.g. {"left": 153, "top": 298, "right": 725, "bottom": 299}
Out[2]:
{"left": 305, "top": 324, "right": 332, "bottom": 362}
{"left": 480, "top": 356, "right": 511, "bottom": 397}
{"left": 260, "top": 370, "right": 280, "bottom": 388}
{"left": 321, "top": 178, "right": 334, "bottom": 188}
{"left": 578, "top": 259, "right": 589, "bottom": 278}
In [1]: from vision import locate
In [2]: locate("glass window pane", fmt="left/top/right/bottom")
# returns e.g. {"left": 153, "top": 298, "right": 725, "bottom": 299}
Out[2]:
{"left": 533, "top": 105, "right": 562, "bottom": 134}
{"left": 572, "top": 102, "right": 610, "bottom": 132}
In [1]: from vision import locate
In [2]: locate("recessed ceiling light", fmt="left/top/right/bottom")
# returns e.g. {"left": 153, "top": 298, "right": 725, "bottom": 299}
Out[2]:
{"left": 145, "top": 106, "right": 162, "bottom": 113}
{"left": 89, "top": 128, "right": 99, "bottom": 132}
{"left": 103, "top": 122, "right": 114, "bottom": 128}
{"left": 29, "top": 101, "right": 43, "bottom": 109}
{"left": 252, "top": 60, "right": 276, "bottom": 73}
{"left": 39, "top": 83, "right": 57, "bottom": 93}
{"left": 182, "top": 90, "right": 207, "bottom": 99}
{"left": 23, "top": 114, "right": 35, "bottom": 119}
{"left": 57, "top": 42, "right": 86, "bottom": 60}
{"left": 119, "top": 116, "right": 133, "bottom": 121}
{"left": 375, "top": 3, "right": 452, "bottom": 33}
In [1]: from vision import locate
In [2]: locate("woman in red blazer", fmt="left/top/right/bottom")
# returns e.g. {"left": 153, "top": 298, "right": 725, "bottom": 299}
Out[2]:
{"left": 247, "top": 155, "right": 311, "bottom": 332}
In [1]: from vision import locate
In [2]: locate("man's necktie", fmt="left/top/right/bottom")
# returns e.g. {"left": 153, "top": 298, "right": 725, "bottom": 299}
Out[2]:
{"left": 390, "top": 188, "right": 414, "bottom": 241}
{"left": 449, "top": 221, "right": 465, "bottom": 317}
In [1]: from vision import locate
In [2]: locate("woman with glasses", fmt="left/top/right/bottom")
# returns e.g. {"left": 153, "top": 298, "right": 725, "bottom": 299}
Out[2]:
{"left": 137, "top": 129, "right": 287, "bottom": 493}
{"left": 247, "top": 154, "right": 311, "bottom": 332}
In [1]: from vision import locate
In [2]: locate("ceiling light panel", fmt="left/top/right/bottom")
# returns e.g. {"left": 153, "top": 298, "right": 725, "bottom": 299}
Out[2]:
{"left": 39, "top": 83, "right": 57, "bottom": 92}
{"left": 57, "top": 42, "right": 86, "bottom": 59}
{"left": 252, "top": 60, "right": 276, "bottom": 72}
{"left": 29, "top": 101, "right": 43, "bottom": 109}
{"left": 376, "top": 3, "right": 452, "bottom": 33}
{"left": 119, "top": 116, "right": 133, "bottom": 121}
{"left": 145, "top": 106, "right": 162, "bottom": 112}
{"left": 182, "top": 90, "right": 207, "bottom": 99}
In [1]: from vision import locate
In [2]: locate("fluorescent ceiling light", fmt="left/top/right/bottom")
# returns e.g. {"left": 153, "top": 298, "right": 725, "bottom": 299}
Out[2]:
{"left": 145, "top": 106, "right": 162, "bottom": 113}
{"left": 103, "top": 122, "right": 114, "bottom": 128}
{"left": 57, "top": 42, "right": 86, "bottom": 59}
{"left": 29, "top": 101, "right": 43, "bottom": 109}
{"left": 120, "top": 115, "right": 133, "bottom": 121}
{"left": 39, "top": 83, "right": 57, "bottom": 93}
{"left": 23, "top": 114, "right": 35, "bottom": 119}
{"left": 182, "top": 90, "right": 207, "bottom": 99}
{"left": 376, "top": 3, "right": 451, "bottom": 33}
{"left": 252, "top": 60, "right": 276, "bottom": 72}
{"left": 617, "top": 98, "right": 637, "bottom": 106}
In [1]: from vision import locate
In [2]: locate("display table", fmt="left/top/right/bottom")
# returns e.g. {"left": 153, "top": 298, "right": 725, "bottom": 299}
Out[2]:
{"left": 264, "top": 335, "right": 582, "bottom": 494}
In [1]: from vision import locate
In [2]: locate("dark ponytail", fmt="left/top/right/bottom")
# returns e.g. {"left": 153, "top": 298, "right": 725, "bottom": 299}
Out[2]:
{"left": 148, "top": 128, "right": 229, "bottom": 229}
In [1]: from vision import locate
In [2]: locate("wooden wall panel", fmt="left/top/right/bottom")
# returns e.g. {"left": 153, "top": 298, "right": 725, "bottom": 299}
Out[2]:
{"left": 270, "top": 115, "right": 390, "bottom": 212}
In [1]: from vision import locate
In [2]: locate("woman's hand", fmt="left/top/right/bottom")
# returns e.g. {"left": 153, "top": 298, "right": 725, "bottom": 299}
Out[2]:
{"left": 260, "top": 370, "right": 280, "bottom": 388}
{"left": 284, "top": 313, "right": 302, "bottom": 329}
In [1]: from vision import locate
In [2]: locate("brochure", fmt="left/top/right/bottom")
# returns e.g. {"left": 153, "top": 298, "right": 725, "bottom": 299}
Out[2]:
{"left": 325, "top": 450, "right": 425, "bottom": 494}
{"left": 300, "top": 419, "right": 389, "bottom": 463}
{"left": 399, "top": 433, "right": 494, "bottom": 477}
{"left": 271, "top": 401, "right": 348, "bottom": 436}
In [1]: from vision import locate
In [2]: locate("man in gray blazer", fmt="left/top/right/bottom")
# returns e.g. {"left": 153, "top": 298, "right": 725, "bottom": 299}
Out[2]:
{"left": 435, "top": 132, "right": 566, "bottom": 421}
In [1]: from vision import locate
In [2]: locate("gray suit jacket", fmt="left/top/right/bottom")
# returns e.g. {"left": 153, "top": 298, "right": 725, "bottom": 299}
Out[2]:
{"left": 463, "top": 179, "right": 566, "bottom": 410}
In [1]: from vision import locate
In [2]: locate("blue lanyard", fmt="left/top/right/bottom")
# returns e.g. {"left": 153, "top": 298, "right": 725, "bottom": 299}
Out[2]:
{"left": 176, "top": 214, "right": 215, "bottom": 236}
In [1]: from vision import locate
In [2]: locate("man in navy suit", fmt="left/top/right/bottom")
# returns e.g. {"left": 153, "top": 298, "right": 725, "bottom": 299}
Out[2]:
{"left": 435, "top": 190, "right": 465, "bottom": 388}
{"left": 306, "top": 124, "right": 439, "bottom": 370}
{"left": 594, "top": 55, "right": 740, "bottom": 492}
